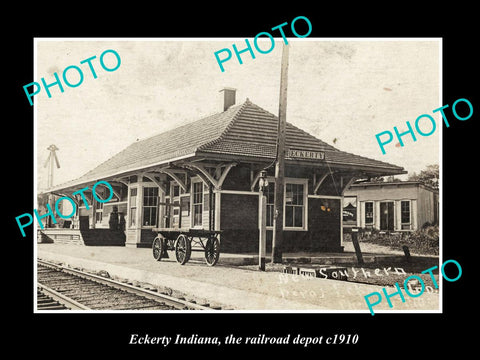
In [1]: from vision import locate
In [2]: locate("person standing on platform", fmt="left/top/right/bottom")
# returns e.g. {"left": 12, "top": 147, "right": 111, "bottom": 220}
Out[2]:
{"left": 118, "top": 212, "right": 125, "bottom": 231}
{"left": 109, "top": 206, "right": 119, "bottom": 230}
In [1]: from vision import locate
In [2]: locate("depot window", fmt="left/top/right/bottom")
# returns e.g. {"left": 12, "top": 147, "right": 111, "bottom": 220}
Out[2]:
{"left": 95, "top": 202, "right": 103, "bottom": 224}
{"left": 172, "top": 183, "right": 185, "bottom": 197}
{"left": 401, "top": 200, "right": 411, "bottom": 230}
{"left": 143, "top": 187, "right": 159, "bottom": 227}
{"left": 264, "top": 179, "right": 307, "bottom": 230}
{"left": 285, "top": 182, "right": 305, "bottom": 229}
{"left": 192, "top": 181, "right": 203, "bottom": 227}
{"left": 94, "top": 189, "right": 104, "bottom": 224}
{"left": 129, "top": 188, "right": 137, "bottom": 227}
{"left": 365, "top": 202, "right": 374, "bottom": 225}
{"left": 265, "top": 182, "right": 275, "bottom": 227}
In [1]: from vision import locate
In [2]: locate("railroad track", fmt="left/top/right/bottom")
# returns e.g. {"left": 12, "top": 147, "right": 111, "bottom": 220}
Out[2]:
{"left": 37, "top": 259, "right": 217, "bottom": 311}
{"left": 37, "top": 288, "right": 70, "bottom": 310}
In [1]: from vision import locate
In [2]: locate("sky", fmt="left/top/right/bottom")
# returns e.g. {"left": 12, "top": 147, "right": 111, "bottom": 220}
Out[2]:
{"left": 35, "top": 38, "right": 441, "bottom": 190}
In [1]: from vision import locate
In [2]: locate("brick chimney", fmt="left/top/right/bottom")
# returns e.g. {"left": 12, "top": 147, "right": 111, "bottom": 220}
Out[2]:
{"left": 219, "top": 87, "right": 236, "bottom": 111}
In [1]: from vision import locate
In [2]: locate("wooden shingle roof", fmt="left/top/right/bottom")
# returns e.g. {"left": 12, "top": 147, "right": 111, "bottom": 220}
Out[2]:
{"left": 47, "top": 99, "right": 404, "bottom": 191}
{"left": 198, "top": 100, "right": 403, "bottom": 172}
{"left": 81, "top": 101, "right": 244, "bottom": 180}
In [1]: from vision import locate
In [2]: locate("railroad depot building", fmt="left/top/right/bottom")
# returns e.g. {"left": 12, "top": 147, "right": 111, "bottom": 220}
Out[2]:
{"left": 40, "top": 89, "right": 405, "bottom": 253}
{"left": 343, "top": 181, "right": 439, "bottom": 232}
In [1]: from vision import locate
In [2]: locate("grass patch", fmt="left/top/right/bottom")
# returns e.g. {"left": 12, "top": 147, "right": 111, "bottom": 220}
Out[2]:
{"left": 348, "top": 225, "right": 439, "bottom": 256}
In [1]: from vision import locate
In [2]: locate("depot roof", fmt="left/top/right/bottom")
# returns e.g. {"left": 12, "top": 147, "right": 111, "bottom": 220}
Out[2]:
{"left": 45, "top": 99, "right": 405, "bottom": 192}
{"left": 347, "top": 181, "right": 438, "bottom": 193}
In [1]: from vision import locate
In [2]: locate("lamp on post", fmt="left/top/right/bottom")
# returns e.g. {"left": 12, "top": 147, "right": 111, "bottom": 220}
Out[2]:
{"left": 258, "top": 170, "right": 268, "bottom": 271}
{"left": 259, "top": 170, "right": 269, "bottom": 192}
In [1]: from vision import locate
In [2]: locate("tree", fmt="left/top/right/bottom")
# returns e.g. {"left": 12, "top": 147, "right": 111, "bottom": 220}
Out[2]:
{"left": 368, "top": 176, "right": 385, "bottom": 183}
{"left": 408, "top": 164, "right": 439, "bottom": 190}
{"left": 367, "top": 176, "right": 402, "bottom": 183}
{"left": 385, "top": 175, "right": 402, "bottom": 182}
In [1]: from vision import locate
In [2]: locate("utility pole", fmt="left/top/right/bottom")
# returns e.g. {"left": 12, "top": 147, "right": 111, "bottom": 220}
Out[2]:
{"left": 258, "top": 170, "right": 268, "bottom": 271}
{"left": 271, "top": 43, "right": 289, "bottom": 263}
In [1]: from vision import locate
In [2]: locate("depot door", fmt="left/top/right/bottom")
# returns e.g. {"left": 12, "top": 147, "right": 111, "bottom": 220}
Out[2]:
{"left": 380, "top": 202, "right": 394, "bottom": 231}
{"left": 79, "top": 216, "right": 90, "bottom": 230}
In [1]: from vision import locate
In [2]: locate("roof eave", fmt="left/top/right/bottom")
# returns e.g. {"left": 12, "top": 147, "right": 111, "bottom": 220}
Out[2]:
{"left": 39, "top": 152, "right": 199, "bottom": 194}
{"left": 196, "top": 150, "right": 405, "bottom": 175}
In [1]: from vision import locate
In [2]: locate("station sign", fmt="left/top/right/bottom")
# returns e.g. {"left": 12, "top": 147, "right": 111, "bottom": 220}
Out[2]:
{"left": 286, "top": 148, "right": 325, "bottom": 160}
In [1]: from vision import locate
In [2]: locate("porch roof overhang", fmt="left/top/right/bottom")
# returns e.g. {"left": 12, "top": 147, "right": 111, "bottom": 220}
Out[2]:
{"left": 39, "top": 99, "right": 405, "bottom": 195}
{"left": 196, "top": 150, "right": 406, "bottom": 175}
{"left": 40, "top": 149, "right": 405, "bottom": 196}
{"left": 38, "top": 153, "right": 197, "bottom": 195}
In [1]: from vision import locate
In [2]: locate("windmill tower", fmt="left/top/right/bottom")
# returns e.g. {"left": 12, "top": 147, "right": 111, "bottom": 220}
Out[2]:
{"left": 44, "top": 144, "right": 60, "bottom": 188}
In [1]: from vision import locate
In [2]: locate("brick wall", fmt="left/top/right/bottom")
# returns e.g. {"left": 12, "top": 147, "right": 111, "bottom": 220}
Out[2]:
{"left": 139, "top": 229, "right": 156, "bottom": 247}
{"left": 221, "top": 166, "right": 252, "bottom": 191}
{"left": 219, "top": 194, "right": 343, "bottom": 253}
{"left": 220, "top": 193, "right": 259, "bottom": 252}
{"left": 307, "top": 197, "right": 342, "bottom": 251}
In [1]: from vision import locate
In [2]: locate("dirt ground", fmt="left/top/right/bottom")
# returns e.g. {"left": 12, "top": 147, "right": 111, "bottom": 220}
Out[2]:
{"left": 37, "top": 243, "right": 440, "bottom": 311}
{"left": 342, "top": 240, "right": 405, "bottom": 255}
{"left": 239, "top": 240, "right": 440, "bottom": 289}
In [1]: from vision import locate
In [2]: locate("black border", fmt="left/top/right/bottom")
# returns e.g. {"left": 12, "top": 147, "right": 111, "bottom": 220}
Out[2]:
{"left": 9, "top": 6, "right": 476, "bottom": 355}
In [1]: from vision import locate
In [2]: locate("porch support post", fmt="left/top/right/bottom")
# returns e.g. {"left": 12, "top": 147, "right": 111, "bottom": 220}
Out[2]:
{"left": 183, "top": 163, "right": 218, "bottom": 188}
{"left": 250, "top": 170, "right": 262, "bottom": 192}
{"left": 340, "top": 175, "right": 357, "bottom": 195}
{"left": 143, "top": 173, "right": 167, "bottom": 193}
{"left": 91, "top": 190, "right": 96, "bottom": 229}
{"left": 182, "top": 162, "right": 236, "bottom": 190}
{"left": 158, "top": 185, "right": 166, "bottom": 229}
{"left": 161, "top": 169, "right": 188, "bottom": 192}
{"left": 112, "top": 178, "right": 129, "bottom": 187}
{"left": 214, "top": 190, "right": 221, "bottom": 231}
{"left": 95, "top": 182, "right": 122, "bottom": 201}
{"left": 209, "top": 183, "right": 214, "bottom": 231}
{"left": 314, "top": 172, "right": 330, "bottom": 195}
{"left": 216, "top": 163, "right": 236, "bottom": 189}
{"left": 135, "top": 184, "right": 143, "bottom": 240}
{"left": 375, "top": 201, "right": 381, "bottom": 230}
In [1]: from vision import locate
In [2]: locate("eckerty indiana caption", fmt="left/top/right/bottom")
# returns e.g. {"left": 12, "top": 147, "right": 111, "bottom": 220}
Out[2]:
{"left": 129, "top": 333, "right": 359, "bottom": 347}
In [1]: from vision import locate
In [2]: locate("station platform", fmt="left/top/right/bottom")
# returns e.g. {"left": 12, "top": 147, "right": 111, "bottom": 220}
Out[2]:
{"left": 36, "top": 243, "right": 440, "bottom": 312}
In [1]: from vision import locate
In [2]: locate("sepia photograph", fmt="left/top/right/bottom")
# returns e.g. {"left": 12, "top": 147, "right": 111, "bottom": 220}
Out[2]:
{"left": 8, "top": 5, "right": 478, "bottom": 355}
{"left": 33, "top": 38, "right": 442, "bottom": 314}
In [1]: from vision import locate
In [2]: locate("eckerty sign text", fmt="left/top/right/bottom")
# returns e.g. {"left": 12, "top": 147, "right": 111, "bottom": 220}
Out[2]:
{"left": 286, "top": 149, "right": 325, "bottom": 160}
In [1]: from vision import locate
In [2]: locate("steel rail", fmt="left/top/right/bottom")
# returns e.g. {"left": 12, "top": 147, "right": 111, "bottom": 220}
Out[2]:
{"left": 37, "top": 259, "right": 215, "bottom": 311}
{"left": 37, "top": 283, "right": 91, "bottom": 310}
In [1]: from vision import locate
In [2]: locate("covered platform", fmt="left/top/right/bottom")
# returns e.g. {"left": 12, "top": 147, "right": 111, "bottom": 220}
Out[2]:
{"left": 39, "top": 228, "right": 125, "bottom": 246}
{"left": 38, "top": 92, "right": 406, "bottom": 254}
{"left": 36, "top": 243, "right": 440, "bottom": 312}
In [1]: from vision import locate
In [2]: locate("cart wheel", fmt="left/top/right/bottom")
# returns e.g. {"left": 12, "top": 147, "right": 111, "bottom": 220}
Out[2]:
{"left": 205, "top": 236, "right": 220, "bottom": 266}
{"left": 152, "top": 235, "right": 165, "bottom": 261}
{"left": 175, "top": 234, "right": 191, "bottom": 265}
